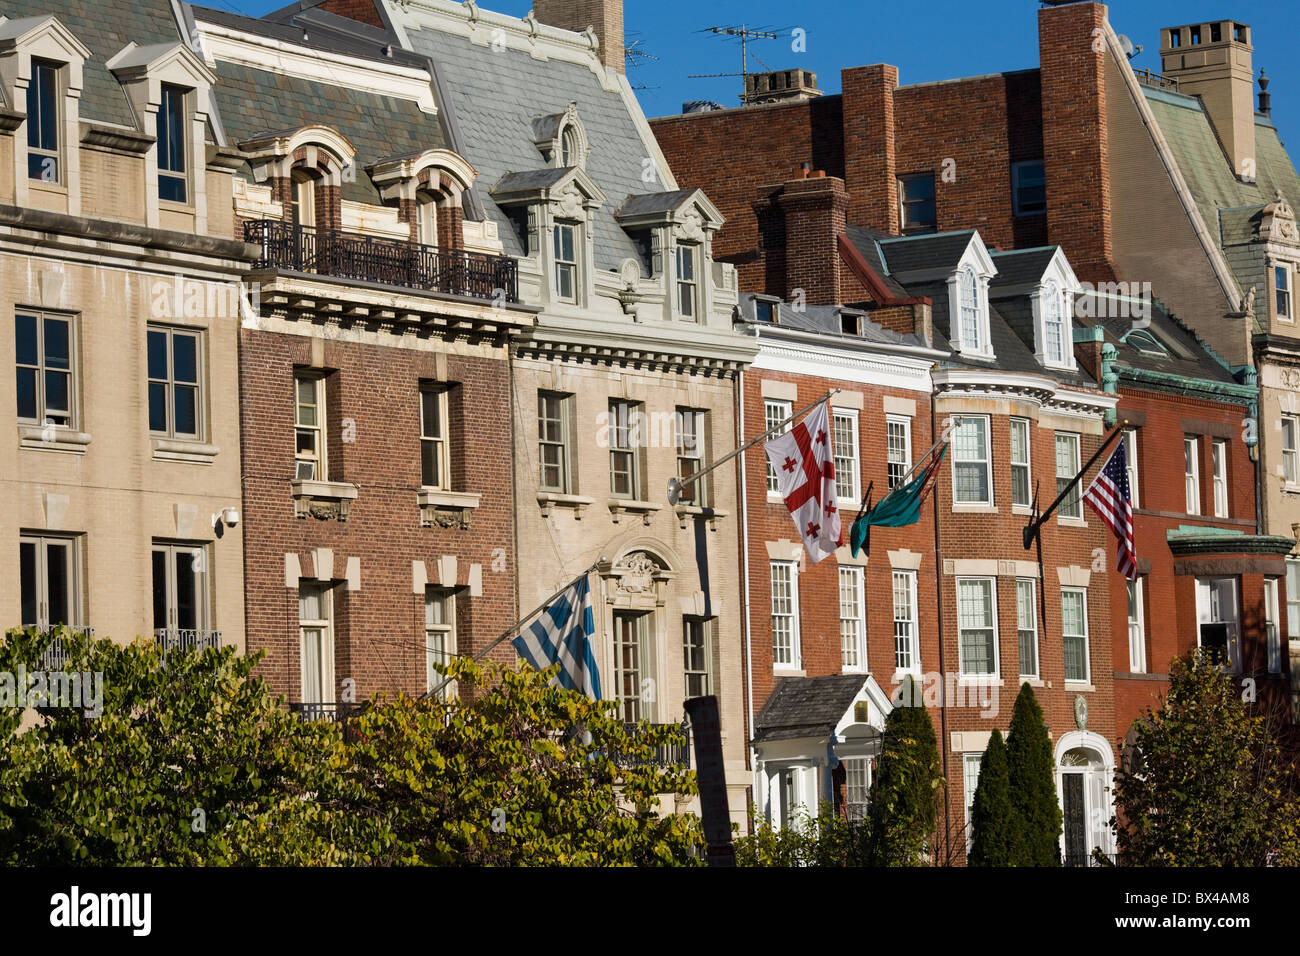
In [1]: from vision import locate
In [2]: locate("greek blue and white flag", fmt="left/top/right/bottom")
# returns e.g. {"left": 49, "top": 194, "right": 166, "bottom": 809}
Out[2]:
{"left": 511, "top": 575, "right": 602, "bottom": 700}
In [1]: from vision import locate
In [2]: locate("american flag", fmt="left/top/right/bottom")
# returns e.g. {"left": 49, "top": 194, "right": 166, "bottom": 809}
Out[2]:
{"left": 1082, "top": 439, "right": 1138, "bottom": 580}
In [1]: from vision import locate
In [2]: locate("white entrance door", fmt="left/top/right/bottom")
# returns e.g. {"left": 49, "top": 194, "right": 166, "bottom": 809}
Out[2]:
{"left": 1195, "top": 577, "right": 1241, "bottom": 671}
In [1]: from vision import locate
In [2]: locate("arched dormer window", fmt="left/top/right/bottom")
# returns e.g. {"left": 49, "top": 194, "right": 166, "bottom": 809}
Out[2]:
{"left": 1042, "top": 278, "right": 1066, "bottom": 364}
{"left": 416, "top": 187, "right": 438, "bottom": 246}
{"left": 560, "top": 125, "right": 579, "bottom": 168}
{"left": 368, "top": 148, "right": 476, "bottom": 250}
{"left": 290, "top": 168, "right": 316, "bottom": 228}
{"left": 533, "top": 103, "right": 588, "bottom": 170}
{"left": 959, "top": 266, "right": 982, "bottom": 351}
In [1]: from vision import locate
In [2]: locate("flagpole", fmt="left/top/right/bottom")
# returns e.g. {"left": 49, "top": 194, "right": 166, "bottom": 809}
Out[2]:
{"left": 859, "top": 428, "right": 950, "bottom": 518}
{"left": 667, "top": 388, "right": 843, "bottom": 505}
{"left": 421, "top": 559, "right": 603, "bottom": 700}
{"left": 1021, "top": 420, "right": 1128, "bottom": 549}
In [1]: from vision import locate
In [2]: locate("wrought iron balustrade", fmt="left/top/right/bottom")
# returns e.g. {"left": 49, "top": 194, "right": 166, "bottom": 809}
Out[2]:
{"left": 153, "top": 628, "right": 222, "bottom": 654}
{"left": 615, "top": 721, "right": 691, "bottom": 769}
{"left": 244, "top": 219, "right": 519, "bottom": 304}
{"left": 35, "top": 625, "right": 95, "bottom": 669}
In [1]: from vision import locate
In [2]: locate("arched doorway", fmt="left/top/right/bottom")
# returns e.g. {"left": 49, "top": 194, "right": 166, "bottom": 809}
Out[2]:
{"left": 1055, "top": 730, "right": 1115, "bottom": 866}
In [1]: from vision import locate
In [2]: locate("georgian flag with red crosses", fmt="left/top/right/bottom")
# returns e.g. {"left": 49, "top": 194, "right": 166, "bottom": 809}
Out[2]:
{"left": 765, "top": 400, "right": 842, "bottom": 564}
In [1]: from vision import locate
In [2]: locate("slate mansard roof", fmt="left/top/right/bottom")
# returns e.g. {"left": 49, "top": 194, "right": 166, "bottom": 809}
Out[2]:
{"left": 753, "top": 674, "right": 869, "bottom": 744}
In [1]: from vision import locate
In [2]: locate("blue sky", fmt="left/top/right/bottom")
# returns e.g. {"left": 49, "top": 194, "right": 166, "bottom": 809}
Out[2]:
{"left": 236, "top": 0, "right": 1300, "bottom": 148}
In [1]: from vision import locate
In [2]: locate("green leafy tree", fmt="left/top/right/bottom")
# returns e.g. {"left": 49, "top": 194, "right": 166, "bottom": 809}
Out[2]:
{"left": 735, "top": 803, "right": 868, "bottom": 867}
{"left": 343, "top": 657, "right": 704, "bottom": 865}
{"left": 1112, "top": 652, "right": 1300, "bottom": 866}
{"left": 967, "top": 729, "right": 1020, "bottom": 866}
{"left": 1005, "top": 682, "right": 1062, "bottom": 866}
{"left": 865, "top": 678, "right": 944, "bottom": 866}
{"left": 0, "top": 626, "right": 371, "bottom": 865}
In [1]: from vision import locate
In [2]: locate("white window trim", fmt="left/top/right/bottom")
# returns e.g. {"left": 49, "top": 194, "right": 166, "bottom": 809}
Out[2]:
{"left": 839, "top": 565, "right": 867, "bottom": 673}
{"left": 832, "top": 406, "right": 861, "bottom": 504}
{"left": 538, "top": 390, "right": 574, "bottom": 495}
{"left": 298, "top": 582, "right": 335, "bottom": 705}
{"left": 294, "top": 373, "right": 326, "bottom": 482}
{"left": 1034, "top": 278, "right": 1075, "bottom": 369}
{"left": 1062, "top": 586, "right": 1090, "bottom": 684}
{"left": 18, "top": 532, "right": 83, "bottom": 630}
{"left": 420, "top": 384, "right": 451, "bottom": 491}
{"left": 963, "top": 752, "right": 982, "bottom": 852}
{"left": 1211, "top": 438, "right": 1229, "bottom": 518}
{"left": 1055, "top": 431, "right": 1083, "bottom": 523}
{"left": 1127, "top": 577, "right": 1147, "bottom": 674}
{"left": 765, "top": 399, "right": 793, "bottom": 497}
{"left": 1016, "top": 577, "right": 1039, "bottom": 678}
{"left": 1264, "top": 578, "right": 1282, "bottom": 675}
{"left": 1275, "top": 260, "right": 1294, "bottom": 322}
{"left": 426, "top": 586, "right": 457, "bottom": 698}
{"left": 892, "top": 569, "right": 920, "bottom": 676}
{"left": 771, "top": 559, "right": 801, "bottom": 671}
{"left": 952, "top": 414, "right": 994, "bottom": 507}
{"left": 152, "top": 540, "right": 211, "bottom": 634}
{"left": 1184, "top": 436, "right": 1201, "bottom": 515}
{"left": 552, "top": 220, "right": 579, "bottom": 304}
{"left": 1010, "top": 417, "right": 1032, "bottom": 511}
{"left": 607, "top": 398, "right": 642, "bottom": 500}
{"left": 674, "top": 242, "right": 700, "bottom": 321}
{"left": 1123, "top": 429, "right": 1140, "bottom": 508}
{"left": 683, "top": 616, "right": 714, "bottom": 698}
{"left": 1287, "top": 557, "right": 1300, "bottom": 642}
{"left": 1281, "top": 415, "right": 1300, "bottom": 489}
{"left": 956, "top": 576, "right": 1000, "bottom": 677}
{"left": 887, "top": 414, "right": 913, "bottom": 491}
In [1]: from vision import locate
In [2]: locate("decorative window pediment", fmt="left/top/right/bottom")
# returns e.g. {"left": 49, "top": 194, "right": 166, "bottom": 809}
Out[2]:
{"left": 492, "top": 164, "right": 606, "bottom": 215}
{"left": 368, "top": 147, "right": 476, "bottom": 205}
{"left": 107, "top": 41, "right": 216, "bottom": 124}
{"left": 238, "top": 124, "right": 357, "bottom": 187}
{"left": 0, "top": 15, "right": 90, "bottom": 98}
{"left": 533, "top": 102, "right": 588, "bottom": 170}
{"left": 1259, "top": 190, "right": 1299, "bottom": 246}
{"left": 945, "top": 233, "right": 997, "bottom": 358}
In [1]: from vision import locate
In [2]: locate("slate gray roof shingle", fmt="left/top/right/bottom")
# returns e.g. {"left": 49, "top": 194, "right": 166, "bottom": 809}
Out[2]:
{"left": 734, "top": 292, "right": 930, "bottom": 349}
{"left": 988, "top": 247, "right": 1059, "bottom": 288}
{"left": 2, "top": 0, "right": 183, "bottom": 129}
{"left": 1074, "top": 295, "right": 1240, "bottom": 384}
{"left": 399, "top": 22, "right": 666, "bottom": 270}
{"left": 877, "top": 230, "right": 978, "bottom": 275}
{"left": 842, "top": 224, "right": 909, "bottom": 297}
{"left": 752, "top": 674, "right": 869, "bottom": 743}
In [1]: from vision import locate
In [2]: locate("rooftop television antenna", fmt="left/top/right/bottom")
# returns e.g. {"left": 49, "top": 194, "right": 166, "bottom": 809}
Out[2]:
{"left": 689, "top": 24, "right": 784, "bottom": 104}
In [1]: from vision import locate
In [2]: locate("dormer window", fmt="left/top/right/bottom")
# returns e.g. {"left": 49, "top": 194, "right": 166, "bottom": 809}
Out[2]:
{"left": 157, "top": 84, "right": 188, "bottom": 203}
{"left": 1042, "top": 279, "right": 1068, "bottom": 365}
{"left": 676, "top": 243, "right": 698, "bottom": 318}
{"left": 1125, "top": 329, "right": 1168, "bottom": 358}
{"left": 755, "top": 299, "right": 776, "bottom": 323}
{"left": 560, "top": 125, "right": 579, "bottom": 167}
{"left": 959, "top": 267, "right": 984, "bottom": 350}
{"left": 26, "top": 59, "right": 60, "bottom": 182}
{"left": 416, "top": 188, "right": 437, "bottom": 245}
{"left": 534, "top": 103, "right": 589, "bottom": 170}
{"left": 290, "top": 169, "right": 316, "bottom": 228}
{"left": 553, "top": 222, "right": 578, "bottom": 302}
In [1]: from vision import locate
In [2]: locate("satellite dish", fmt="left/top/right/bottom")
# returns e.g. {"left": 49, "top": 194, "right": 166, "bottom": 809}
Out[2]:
{"left": 1117, "top": 34, "right": 1143, "bottom": 59}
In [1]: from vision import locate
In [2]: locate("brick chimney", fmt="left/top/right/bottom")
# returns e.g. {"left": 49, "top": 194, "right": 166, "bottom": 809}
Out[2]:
{"left": 840, "top": 64, "right": 899, "bottom": 234}
{"left": 533, "top": 0, "right": 625, "bottom": 74}
{"left": 745, "top": 69, "right": 822, "bottom": 105}
{"left": 1160, "top": 20, "right": 1256, "bottom": 180}
{"left": 775, "top": 173, "right": 849, "bottom": 305}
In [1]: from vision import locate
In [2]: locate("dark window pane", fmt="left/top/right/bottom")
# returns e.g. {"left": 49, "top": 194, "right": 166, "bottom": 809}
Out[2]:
{"left": 15, "top": 314, "right": 38, "bottom": 366}
{"left": 421, "top": 440, "right": 438, "bottom": 487}
{"left": 43, "top": 318, "right": 68, "bottom": 369}
{"left": 175, "top": 552, "right": 197, "bottom": 631}
{"left": 37, "top": 64, "right": 57, "bottom": 151}
{"left": 16, "top": 368, "right": 37, "bottom": 420}
{"left": 20, "top": 541, "right": 38, "bottom": 626}
{"left": 147, "top": 329, "right": 168, "bottom": 380}
{"left": 152, "top": 550, "right": 168, "bottom": 630}
{"left": 27, "top": 153, "right": 57, "bottom": 181}
{"left": 172, "top": 333, "right": 197, "bottom": 384}
{"left": 43, "top": 370, "right": 69, "bottom": 420}
{"left": 159, "top": 87, "right": 185, "bottom": 174}
{"left": 173, "top": 384, "right": 197, "bottom": 436}
{"left": 45, "top": 542, "right": 69, "bottom": 625}
{"left": 159, "top": 174, "right": 186, "bottom": 203}
{"left": 149, "top": 382, "right": 168, "bottom": 432}
{"left": 902, "top": 175, "right": 934, "bottom": 201}
{"left": 422, "top": 390, "right": 440, "bottom": 437}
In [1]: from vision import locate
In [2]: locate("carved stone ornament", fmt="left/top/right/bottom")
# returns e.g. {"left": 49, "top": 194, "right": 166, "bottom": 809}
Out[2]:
{"left": 554, "top": 183, "right": 584, "bottom": 220}
{"left": 1074, "top": 694, "right": 1088, "bottom": 731}
{"left": 674, "top": 209, "right": 705, "bottom": 243}
{"left": 1260, "top": 189, "right": 1299, "bottom": 244}
{"left": 615, "top": 552, "right": 661, "bottom": 593}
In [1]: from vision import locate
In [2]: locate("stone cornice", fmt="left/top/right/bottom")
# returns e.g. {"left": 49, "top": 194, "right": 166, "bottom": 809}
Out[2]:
{"left": 1165, "top": 530, "right": 1296, "bottom": 557}
{"left": 1116, "top": 365, "right": 1257, "bottom": 404}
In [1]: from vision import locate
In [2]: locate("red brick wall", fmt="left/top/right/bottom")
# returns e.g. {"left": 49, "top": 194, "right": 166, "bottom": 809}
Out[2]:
{"left": 319, "top": 0, "right": 385, "bottom": 28}
{"left": 238, "top": 328, "right": 517, "bottom": 704}
{"left": 841, "top": 65, "right": 898, "bottom": 233}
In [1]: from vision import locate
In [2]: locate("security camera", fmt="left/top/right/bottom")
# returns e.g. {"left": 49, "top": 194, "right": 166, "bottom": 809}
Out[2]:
{"left": 221, "top": 506, "right": 239, "bottom": 527}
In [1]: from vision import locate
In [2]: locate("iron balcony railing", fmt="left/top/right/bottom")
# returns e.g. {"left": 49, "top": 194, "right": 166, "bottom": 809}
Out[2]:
{"left": 1133, "top": 67, "right": 1180, "bottom": 91}
{"left": 615, "top": 722, "right": 691, "bottom": 769}
{"left": 244, "top": 219, "right": 519, "bottom": 304}
{"left": 288, "top": 701, "right": 361, "bottom": 724}
{"left": 153, "top": 628, "right": 222, "bottom": 654}
{"left": 35, "top": 625, "right": 95, "bottom": 669}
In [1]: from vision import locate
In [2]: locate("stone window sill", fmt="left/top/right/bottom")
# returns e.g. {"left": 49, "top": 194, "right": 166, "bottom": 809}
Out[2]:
{"left": 1057, "top": 516, "right": 1087, "bottom": 528}
{"left": 418, "top": 487, "right": 481, "bottom": 530}
{"left": 952, "top": 503, "right": 998, "bottom": 515}
{"left": 773, "top": 667, "right": 806, "bottom": 678}
{"left": 674, "top": 504, "right": 729, "bottom": 530}
{"left": 1012, "top": 503, "right": 1033, "bottom": 516}
{"left": 19, "top": 425, "right": 91, "bottom": 454}
{"left": 291, "top": 478, "right": 358, "bottom": 521}
{"left": 537, "top": 491, "right": 595, "bottom": 519}
{"left": 1064, "top": 681, "right": 1096, "bottom": 693}
{"left": 152, "top": 437, "right": 219, "bottom": 464}
{"left": 607, "top": 498, "right": 663, "bottom": 526}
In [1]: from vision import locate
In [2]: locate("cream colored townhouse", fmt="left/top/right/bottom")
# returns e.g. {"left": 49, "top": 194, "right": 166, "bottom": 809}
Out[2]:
{"left": 0, "top": 1, "right": 250, "bottom": 654}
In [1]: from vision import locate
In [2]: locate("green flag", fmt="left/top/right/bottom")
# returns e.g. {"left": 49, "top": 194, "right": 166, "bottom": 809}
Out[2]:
{"left": 850, "top": 445, "right": 947, "bottom": 557}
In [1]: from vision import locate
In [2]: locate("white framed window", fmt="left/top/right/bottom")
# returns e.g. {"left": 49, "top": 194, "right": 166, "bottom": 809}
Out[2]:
{"left": 765, "top": 399, "right": 793, "bottom": 494}
{"left": 15, "top": 309, "right": 75, "bottom": 429}
{"left": 294, "top": 373, "right": 325, "bottom": 481}
{"left": 426, "top": 587, "right": 456, "bottom": 698}
{"left": 771, "top": 560, "right": 800, "bottom": 668}
{"left": 887, "top": 415, "right": 912, "bottom": 490}
{"left": 1127, "top": 578, "right": 1147, "bottom": 673}
{"left": 898, "top": 173, "right": 936, "bottom": 234}
{"left": 291, "top": 169, "right": 316, "bottom": 228}
{"left": 959, "top": 266, "right": 982, "bottom": 352}
{"left": 1184, "top": 436, "right": 1201, "bottom": 514}
{"left": 843, "top": 756, "right": 871, "bottom": 823}
{"left": 1012, "top": 160, "right": 1046, "bottom": 216}
{"left": 1041, "top": 279, "right": 1068, "bottom": 366}
{"left": 26, "top": 58, "right": 62, "bottom": 183}
{"left": 538, "top": 390, "right": 573, "bottom": 493}
{"left": 1287, "top": 558, "right": 1300, "bottom": 641}
{"left": 675, "top": 244, "right": 699, "bottom": 319}
{"left": 613, "top": 610, "right": 654, "bottom": 722}
{"left": 416, "top": 191, "right": 437, "bottom": 245}
{"left": 420, "top": 384, "right": 450, "bottom": 490}
{"left": 151, "top": 540, "right": 209, "bottom": 637}
{"left": 608, "top": 399, "right": 641, "bottom": 499}
{"left": 1277, "top": 263, "right": 1292, "bottom": 321}
{"left": 1010, "top": 417, "right": 1031, "bottom": 508}
{"left": 1282, "top": 416, "right": 1298, "bottom": 487}
{"left": 1196, "top": 576, "right": 1241, "bottom": 673}
{"left": 19, "top": 533, "right": 82, "bottom": 630}
{"left": 147, "top": 326, "right": 202, "bottom": 441}
{"left": 963, "top": 752, "right": 982, "bottom": 851}
{"left": 952, "top": 415, "right": 992, "bottom": 505}
{"left": 157, "top": 83, "right": 188, "bottom": 204}
{"left": 1055, "top": 432, "right": 1081, "bottom": 520}
{"left": 1062, "top": 587, "right": 1090, "bottom": 683}
{"left": 1016, "top": 578, "right": 1038, "bottom": 678}
{"left": 299, "top": 581, "right": 334, "bottom": 705}
{"left": 553, "top": 222, "right": 578, "bottom": 303}
{"left": 839, "top": 566, "right": 866, "bottom": 672}
{"left": 676, "top": 407, "right": 707, "bottom": 506}
{"left": 957, "top": 577, "right": 998, "bottom": 676}
{"left": 560, "top": 123, "right": 580, "bottom": 167}
{"left": 1123, "top": 428, "right": 1140, "bottom": 508}
{"left": 893, "top": 569, "right": 919, "bottom": 674}
{"left": 1212, "top": 439, "right": 1228, "bottom": 517}
{"left": 683, "top": 617, "right": 713, "bottom": 698}
{"left": 832, "top": 408, "right": 860, "bottom": 501}
{"left": 1264, "top": 578, "right": 1282, "bottom": 675}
